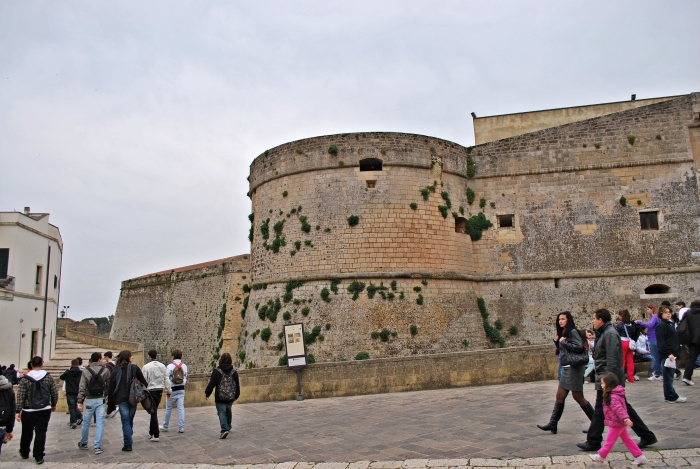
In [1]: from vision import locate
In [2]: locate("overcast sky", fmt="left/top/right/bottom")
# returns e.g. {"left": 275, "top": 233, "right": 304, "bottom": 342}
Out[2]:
{"left": 1, "top": 1, "right": 698, "bottom": 321}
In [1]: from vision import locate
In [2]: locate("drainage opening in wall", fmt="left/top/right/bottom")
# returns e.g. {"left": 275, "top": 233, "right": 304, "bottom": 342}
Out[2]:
{"left": 360, "top": 158, "right": 383, "bottom": 171}
{"left": 455, "top": 217, "right": 467, "bottom": 233}
{"left": 644, "top": 284, "right": 671, "bottom": 294}
{"left": 554, "top": 278, "right": 560, "bottom": 288}
{"left": 366, "top": 180, "right": 376, "bottom": 189}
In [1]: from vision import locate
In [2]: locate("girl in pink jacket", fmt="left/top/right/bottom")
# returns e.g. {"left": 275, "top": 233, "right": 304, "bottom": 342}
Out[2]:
{"left": 590, "top": 372, "right": 647, "bottom": 465}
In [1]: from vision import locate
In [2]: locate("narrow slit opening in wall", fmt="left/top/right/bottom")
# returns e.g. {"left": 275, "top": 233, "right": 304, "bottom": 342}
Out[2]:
{"left": 359, "top": 158, "right": 383, "bottom": 171}
{"left": 366, "top": 180, "right": 376, "bottom": 189}
{"left": 498, "top": 214, "right": 514, "bottom": 228}
{"left": 554, "top": 278, "right": 560, "bottom": 288}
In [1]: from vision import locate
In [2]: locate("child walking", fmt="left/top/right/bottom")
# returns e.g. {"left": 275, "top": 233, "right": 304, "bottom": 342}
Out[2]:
{"left": 590, "top": 372, "right": 647, "bottom": 466}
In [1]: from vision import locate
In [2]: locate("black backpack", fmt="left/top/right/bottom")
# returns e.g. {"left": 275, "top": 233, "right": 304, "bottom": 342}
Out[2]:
{"left": 630, "top": 323, "right": 642, "bottom": 341}
{"left": 0, "top": 389, "right": 13, "bottom": 427}
{"left": 86, "top": 367, "right": 107, "bottom": 397}
{"left": 677, "top": 315, "right": 691, "bottom": 345}
{"left": 25, "top": 375, "right": 51, "bottom": 410}
{"left": 216, "top": 368, "right": 236, "bottom": 402}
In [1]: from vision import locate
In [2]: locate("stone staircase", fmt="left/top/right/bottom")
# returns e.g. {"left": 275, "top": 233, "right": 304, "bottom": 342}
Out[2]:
{"left": 44, "top": 336, "right": 111, "bottom": 379}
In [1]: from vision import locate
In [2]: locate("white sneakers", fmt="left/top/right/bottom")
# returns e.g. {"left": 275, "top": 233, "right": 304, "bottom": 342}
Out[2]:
{"left": 591, "top": 454, "right": 647, "bottom": 465}
{"left": 647, "top": 375, "right": 661, "bottom": 381}
{"left": 666, "top": 396, "right": 687, "bottom": 403}
{"left": 682, "top": 378, "right": 695, "bottom": 386}
{"left": 149, "top": 435, "right": 159, "bottom": 442}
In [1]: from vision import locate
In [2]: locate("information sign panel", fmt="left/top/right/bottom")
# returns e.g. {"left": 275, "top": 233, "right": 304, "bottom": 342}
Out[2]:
{"left": 283, "top": 323, "right": 306, "bottom": 368}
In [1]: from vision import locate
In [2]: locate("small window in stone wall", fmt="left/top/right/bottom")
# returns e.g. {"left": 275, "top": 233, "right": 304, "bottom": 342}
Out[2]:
{"left": 360, "top": 158, "right": 383, "bottom": 171}
{"left": 455, "top": 217, "right": 467, "bottom": 233}
{"left": 497, "top": 214, "right": 514, "bottom": 228}
{"left": 644, "top": 284, "right": 671, "bottom": 294}
{"left": 639, "top": 211, "right": 659, "bottom": 230}
{"left": 366, "top": 180, "right": 376, "bottom": 189}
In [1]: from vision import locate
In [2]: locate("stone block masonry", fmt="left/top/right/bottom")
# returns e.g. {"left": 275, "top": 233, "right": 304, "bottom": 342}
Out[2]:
{"left": 110, "top": 254, "right": 249, "bottom": 374}
{"left": 113, "top": 93, "right": 700, "bottom": 375}
{"left": 240, "top": 93, "right": 700, "bottom": 368}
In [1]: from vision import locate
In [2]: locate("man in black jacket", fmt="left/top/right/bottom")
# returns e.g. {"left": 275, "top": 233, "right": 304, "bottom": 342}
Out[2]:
{"left": 59, "top": 359, "right": 83, "bottom": 429}
{"left": 205, "top": 353, "right": 240, "bottom": 439}
{"left": 15, "top": 356, "right": 59, "bottom": 464}
{"left": 681, "top": 300, "right": 700, "bottom": 386}
{"left": 0, "top": 373, "right": 16, "bottom": 455}
{"left": 577, "top": 309, "right": 657, "bottom": 452}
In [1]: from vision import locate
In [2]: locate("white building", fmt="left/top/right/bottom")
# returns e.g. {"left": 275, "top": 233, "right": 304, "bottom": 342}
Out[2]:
{"left": 0, "top": 208, "right": 63, "bottom": 368}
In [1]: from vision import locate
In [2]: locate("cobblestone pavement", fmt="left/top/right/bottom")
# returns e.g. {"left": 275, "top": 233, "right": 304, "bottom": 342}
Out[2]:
{"left": 1, "top": 378, "right": 698, "bottom": 466}
{"left": 1, "top": 448, "right": 700, "bottom": 469}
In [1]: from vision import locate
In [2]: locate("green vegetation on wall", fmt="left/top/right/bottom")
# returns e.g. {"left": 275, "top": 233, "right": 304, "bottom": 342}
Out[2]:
{"left": 466, "top": 213, "right": 493, "bottom": 241}
{"left": 477, "top": 297, "right": 505, "bottom": 347}
{"left": 347, "top": 281, "right": 366, "bottom": 300}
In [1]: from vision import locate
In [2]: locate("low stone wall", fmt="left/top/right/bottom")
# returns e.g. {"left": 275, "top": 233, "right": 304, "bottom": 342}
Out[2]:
{"left": 49, "top": 346, "right": 661, "bottom": 412}
{"left": 183, "top": 345, "right": 559, "bottom": 407}
{"left": 64, "top": 329, "right": 144, "bottom": 367}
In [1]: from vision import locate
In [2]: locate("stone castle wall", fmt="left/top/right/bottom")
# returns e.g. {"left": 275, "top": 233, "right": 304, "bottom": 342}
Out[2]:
{"left": 237, "top": 93, "right": 700, "bottom": 368}
{"left": 110, "top": 255, "right": 249, "bottom": 373}
{"left": 111, "top": 93, "right": 700, "bottom": 372}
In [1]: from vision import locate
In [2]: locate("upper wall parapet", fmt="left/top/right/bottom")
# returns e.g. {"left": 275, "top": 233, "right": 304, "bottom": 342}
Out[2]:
{"left": 471, "top": 94, "right": 697, "bottom": 179}
{"left": 120, "top": 254, "right": 249, "bottom": 291}
{"left": 248, "top": 132, "right": 472, "bottom": 190}
{"left": 473, "top": 95, "right": 683, "bottom": 144}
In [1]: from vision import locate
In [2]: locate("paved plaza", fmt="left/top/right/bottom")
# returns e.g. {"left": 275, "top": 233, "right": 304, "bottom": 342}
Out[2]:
{"left": 1, "top": 378, "right": 698, "bottom": 467}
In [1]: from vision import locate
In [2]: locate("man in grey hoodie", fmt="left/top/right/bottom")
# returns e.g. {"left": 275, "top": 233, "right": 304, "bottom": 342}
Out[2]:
{"left": 141, "top": 350, "right": 171, "bottom": 442}
{"left": 76, "top": 352, "right": 111, "bottom": 455}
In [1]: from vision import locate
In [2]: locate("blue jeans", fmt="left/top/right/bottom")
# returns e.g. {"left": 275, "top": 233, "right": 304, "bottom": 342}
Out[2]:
{"left": 662, "top": 362, "right": 679, "bottom": 402}
{"left": 118, "top": 402, "right": 137, "bottom": 447}
{"left": 648, "top": 340, "right": 660, "bottom": 377}
{"left": 163, "top": 390, "right": 185, "bottom": 430}
{"left": 80, "top": 398, "right": 105, "bottom": 449}
{"left": 66, "top": 394, "right": 82, "bottom": 425}
{"left": 215, "top": 402, "right": 232, "bottom": 432}
{"left": 557, "top": 360, "right": 562, "bottom": 380}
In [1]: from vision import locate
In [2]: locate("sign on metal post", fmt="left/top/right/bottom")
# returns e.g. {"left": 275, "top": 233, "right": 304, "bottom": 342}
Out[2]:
{"left": 283, "top": 323, "right": 307, "bottom": 400}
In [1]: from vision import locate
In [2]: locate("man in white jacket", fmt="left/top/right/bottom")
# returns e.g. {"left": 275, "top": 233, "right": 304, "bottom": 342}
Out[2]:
{"left": 141, "top": 350, "right": 171, "bottom": 442}
{"left": 161, "top": 349, "right": 187, "bottom": 433}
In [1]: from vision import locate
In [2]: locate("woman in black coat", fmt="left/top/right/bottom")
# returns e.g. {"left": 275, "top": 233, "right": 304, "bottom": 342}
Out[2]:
{"left": 537, "top": 311, "right": 594, "bottom": 434}
{"left": 656, "top": 307, "right": 686, "bottom": 403}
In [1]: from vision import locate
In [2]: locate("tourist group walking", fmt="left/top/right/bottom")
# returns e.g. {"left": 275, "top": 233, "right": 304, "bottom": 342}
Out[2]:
{"left": 2, "top": 300, "right": 699, "bottom": 465}
{"left": 537, "top": 299, "right": 700, "bottom": 466}
{"left": 0, "top": 347, "right": 241, "bottom": 464}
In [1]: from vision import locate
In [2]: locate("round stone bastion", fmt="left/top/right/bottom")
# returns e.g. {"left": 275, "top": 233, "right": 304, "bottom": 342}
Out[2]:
{"left": 239, "top": 132, "right": 497, "bottom": 368}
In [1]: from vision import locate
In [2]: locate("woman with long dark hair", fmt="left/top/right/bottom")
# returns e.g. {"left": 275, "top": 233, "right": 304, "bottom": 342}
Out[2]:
{"left": 107, "top": 350, "right": 148, "bottom": 452}
{"left": 616, "top": 309, "right": 636, "bottom": 384}
{"left": 537, "top": 311, "right": 594, "bottom": 434}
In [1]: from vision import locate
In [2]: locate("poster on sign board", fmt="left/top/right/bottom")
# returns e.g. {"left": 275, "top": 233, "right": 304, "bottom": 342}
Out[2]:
{"left": 283, "top": 323, "right": 307, "bottom": 368}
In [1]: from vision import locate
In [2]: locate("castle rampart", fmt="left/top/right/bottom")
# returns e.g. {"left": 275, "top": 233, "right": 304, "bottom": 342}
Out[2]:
{"left": 111, "top": 93, "right": 700, "bottom": 373}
